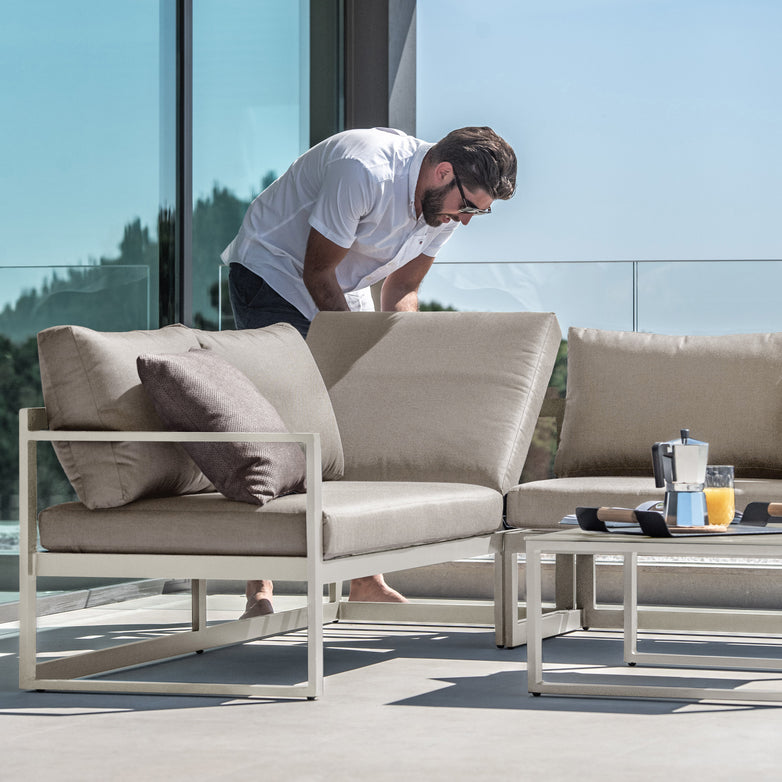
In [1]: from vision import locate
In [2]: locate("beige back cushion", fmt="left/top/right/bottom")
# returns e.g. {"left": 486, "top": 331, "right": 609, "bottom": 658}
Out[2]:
{"left": 194, "top": 325, "right": 344, "bottom": 480}
{"left": 38, "top": 324, "right": 212, "bottom": 509}
{"left": 306, "top": 311, "right": 561, "bottom": 493}
{"left": 555, "top": 327, "right": 782, "bottom": 479}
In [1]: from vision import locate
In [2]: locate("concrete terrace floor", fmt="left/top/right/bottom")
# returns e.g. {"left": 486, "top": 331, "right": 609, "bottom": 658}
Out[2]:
{"left": 3, "top": 593, "right": 782, "bottom": 781}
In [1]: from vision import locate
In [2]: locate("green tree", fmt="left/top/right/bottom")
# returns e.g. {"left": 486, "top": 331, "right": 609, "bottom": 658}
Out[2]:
{"left": 0, "top": 335, "right": 72, "bottom": 516}
{"left": 419, "top": 300, "right": 457, "bottom": 311}
{"left": 191, "top": 182, "right": 263, "bottom": 330}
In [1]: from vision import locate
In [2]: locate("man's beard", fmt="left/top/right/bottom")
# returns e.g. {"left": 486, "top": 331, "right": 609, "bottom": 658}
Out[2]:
{"left": 420, "top": 180, "right": 457, "bottom": 227}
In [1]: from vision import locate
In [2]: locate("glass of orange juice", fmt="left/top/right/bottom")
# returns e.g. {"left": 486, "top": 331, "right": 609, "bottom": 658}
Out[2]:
{"left": 705, "top": 465, "right": 735, "bottom": 527}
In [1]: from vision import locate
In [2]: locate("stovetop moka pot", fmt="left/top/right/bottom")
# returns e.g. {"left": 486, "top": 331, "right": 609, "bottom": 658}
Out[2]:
{"left": 652, "top": 428, "right": 709, "bottom": 527}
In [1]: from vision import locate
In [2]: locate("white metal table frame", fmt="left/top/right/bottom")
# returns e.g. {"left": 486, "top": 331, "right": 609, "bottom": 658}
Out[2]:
{"left": 526, "top": 529, "right": 782, "bottom": 703}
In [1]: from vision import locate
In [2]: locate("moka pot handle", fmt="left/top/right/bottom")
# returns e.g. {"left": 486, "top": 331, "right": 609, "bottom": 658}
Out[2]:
{"left": 651, "top": 442, "right": 672, "bottom": 488}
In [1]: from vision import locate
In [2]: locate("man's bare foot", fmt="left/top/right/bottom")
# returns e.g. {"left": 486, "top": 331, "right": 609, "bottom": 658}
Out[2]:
{"left": 240, "top": 579, "right": 274, "bottom": 618}
{"left": 348, "top": 574, "right": 408, "bottom": 603}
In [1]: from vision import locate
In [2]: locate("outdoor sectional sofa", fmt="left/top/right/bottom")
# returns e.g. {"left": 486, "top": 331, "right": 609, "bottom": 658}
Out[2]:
{"left": 498, "top": 326, "right": 782, "bottom": 647}
{"left": 19, "top": 310, "right": 561, "bottom": 699}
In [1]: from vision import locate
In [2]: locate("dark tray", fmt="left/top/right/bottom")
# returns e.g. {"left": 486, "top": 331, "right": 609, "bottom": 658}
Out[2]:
{"left": 563, "top": 504, "right": 782, "bottom": 538}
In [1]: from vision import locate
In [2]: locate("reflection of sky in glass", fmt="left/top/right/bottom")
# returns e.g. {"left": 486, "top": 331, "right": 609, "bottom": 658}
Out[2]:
{"left": 193, "top": 0, "right": 308, "bottom": 203}
{"left": 0, "top": 0, "right": 161, "bottom": 307}
{"left": 0, "top": 1, "right": 307, "bottom": 310}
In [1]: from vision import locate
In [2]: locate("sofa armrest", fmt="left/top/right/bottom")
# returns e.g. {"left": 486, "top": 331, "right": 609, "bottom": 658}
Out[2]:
{"left": 18, "top": 406, "right": 324, "bottom": 556}
{"left": 21, "top": 410, "right": 319, "bottom": 449}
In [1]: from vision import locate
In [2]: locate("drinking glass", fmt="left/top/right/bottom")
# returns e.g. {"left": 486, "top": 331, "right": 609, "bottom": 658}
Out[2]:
{"left": 705, "top": 465, "right": 735, "bottom": 527}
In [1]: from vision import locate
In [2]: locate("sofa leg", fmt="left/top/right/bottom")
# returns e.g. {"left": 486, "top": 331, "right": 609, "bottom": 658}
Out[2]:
{"left": 18, "top": 426, "right": 39, "bottom": 691}
{"left": 19, "top": 557, "right": 38, "bottom": 690}
{"left": 493, "top": 548, "right": 513, "bottom": 647}
{"left": 496, "top": 531, "right": 585, "bottom": 649}
{"left": 494, "top": 530, "right": 527, "bottom": 648}
{"left": 576, "top": 554, "right": 596, "bottom": 629}
{"left": 191, "top": 579, "right": 207, "bottom": 632}
{"left": 306, "top": 574, "right": 325, "bottom": 699}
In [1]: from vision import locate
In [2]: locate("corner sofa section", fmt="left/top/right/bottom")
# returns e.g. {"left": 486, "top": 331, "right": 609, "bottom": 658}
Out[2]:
{"left": 499, "top": 326, "right": 782, "bottom": 646}
{"left": 21, "top": 311, "right": 561, "bottom": 698}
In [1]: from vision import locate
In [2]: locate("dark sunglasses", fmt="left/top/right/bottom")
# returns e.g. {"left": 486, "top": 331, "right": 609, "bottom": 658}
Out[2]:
{"left": 452, "top": 167, "right": 492, "bottom": 215}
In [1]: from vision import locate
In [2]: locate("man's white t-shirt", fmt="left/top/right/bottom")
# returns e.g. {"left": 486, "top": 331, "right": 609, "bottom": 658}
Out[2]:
{"left": 220, "top": 128, "right": 458, "bottom": 320}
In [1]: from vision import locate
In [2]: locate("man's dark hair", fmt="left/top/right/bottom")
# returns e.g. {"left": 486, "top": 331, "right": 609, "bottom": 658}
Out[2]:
{"left": 430, "top": 127, "right": 517, "bottom": 200}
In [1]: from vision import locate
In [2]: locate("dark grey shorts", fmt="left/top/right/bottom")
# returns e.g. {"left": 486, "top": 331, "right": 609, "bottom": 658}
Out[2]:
{"left": 228, "top": 263, "right": 311, "bottom": 338}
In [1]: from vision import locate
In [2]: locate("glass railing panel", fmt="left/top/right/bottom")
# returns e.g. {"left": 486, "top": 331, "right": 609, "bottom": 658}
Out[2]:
{"left": 0, "top": 264, "right": 152, "bottom": 572}
{"left": 637, "top": 260, "right": 782, "bottom": 335}
{"left": 0, "top": 265, "right": 151, "bottom": 343}
{"left": 420, "top": 261, "right": 635, "bottom": 332}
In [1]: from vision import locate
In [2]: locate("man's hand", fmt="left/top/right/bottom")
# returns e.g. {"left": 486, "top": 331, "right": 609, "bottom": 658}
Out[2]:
{"left": 380, "top": 253, "right": 435, "bottom": 312}
{"left": 302, "top": 228, "right": 351, "bottom": 311}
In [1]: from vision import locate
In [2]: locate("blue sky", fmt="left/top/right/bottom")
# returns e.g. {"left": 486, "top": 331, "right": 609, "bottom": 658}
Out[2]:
{"left": 417, "top": 0, "right": 782, "bottom": 264}
{"left": 415, "top": 0, "right": 782, "bottom": 331}
{"left": 2, "top": 0, "right": 780, "bottom": 329}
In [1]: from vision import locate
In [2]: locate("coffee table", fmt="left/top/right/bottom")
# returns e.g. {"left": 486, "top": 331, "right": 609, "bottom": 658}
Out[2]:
{"left": 525, "top": 527, "right": 782, "bottom": 703}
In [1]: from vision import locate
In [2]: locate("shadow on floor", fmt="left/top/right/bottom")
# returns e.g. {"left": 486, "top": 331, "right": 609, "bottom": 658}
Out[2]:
{"left": 3, "top": 620, "right": 781, "bottom": 717}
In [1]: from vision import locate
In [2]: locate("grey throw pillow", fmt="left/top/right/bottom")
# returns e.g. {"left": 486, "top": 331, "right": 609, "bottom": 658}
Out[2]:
{"left": 137, "top": 349, "right": 306, "bottom": 505}
{"left": 195, "top": 324, "right": 345, "bottom": 481}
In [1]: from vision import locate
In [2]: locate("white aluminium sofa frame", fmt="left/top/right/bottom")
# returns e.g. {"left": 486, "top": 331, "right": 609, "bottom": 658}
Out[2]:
{"left": 19, "top": 408, "right": 505, "bottom": 700}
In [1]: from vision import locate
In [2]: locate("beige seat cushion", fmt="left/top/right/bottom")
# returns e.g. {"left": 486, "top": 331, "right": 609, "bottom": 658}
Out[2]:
{"left": 38, "top": 482, "right": 502, "bottom": 560}
{"left": 195, "top": 325, "right": 344, "bottom": 481}
{"left": 555, "top": 328, "right": 782, "bottom": 479}
{"left": 37, "top": 324, "right": 212, "bottom": 509}
{"left": 306, "top": 311, "right": 561, "bottom": 493}
{"left": 505, "top": 476, "right": 782, "bottom": 530}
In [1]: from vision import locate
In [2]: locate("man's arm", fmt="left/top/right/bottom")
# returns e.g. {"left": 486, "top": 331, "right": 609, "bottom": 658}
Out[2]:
{"left": 302, "top": 228, "right": 351, "bottom": 311}
{"left": 380, "top": 253, "right": 435, "bottom": 312}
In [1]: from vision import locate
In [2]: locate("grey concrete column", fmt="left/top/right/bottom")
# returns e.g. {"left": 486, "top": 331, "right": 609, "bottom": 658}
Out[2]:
{"left": 345, "top": 0, "right": 416, "bottom": 134}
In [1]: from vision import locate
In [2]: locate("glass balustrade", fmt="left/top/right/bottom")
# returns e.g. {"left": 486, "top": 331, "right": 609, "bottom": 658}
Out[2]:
{"left": 0, "top": 264, "right": 154, "bottom": 602}
{"left": 636, "top": 260, "right": 782, "bottom": 335}
{"left": 421, "top": 261, "right": 635, "bottom": 332}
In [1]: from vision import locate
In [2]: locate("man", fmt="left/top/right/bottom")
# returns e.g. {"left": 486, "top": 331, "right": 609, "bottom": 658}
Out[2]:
{"left": 222, "top": 125, "right": 517, "bottom": 617}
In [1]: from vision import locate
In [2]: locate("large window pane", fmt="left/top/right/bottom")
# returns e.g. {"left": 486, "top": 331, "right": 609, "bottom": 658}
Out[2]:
{"left": 0, "top": 1, "right": 174, "bottom": 558}
{"left": 192, "top": 0, "right": 310, "bottom": 330}
{"left": 1, "top": 1, "right": 168, "bottom": 330}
